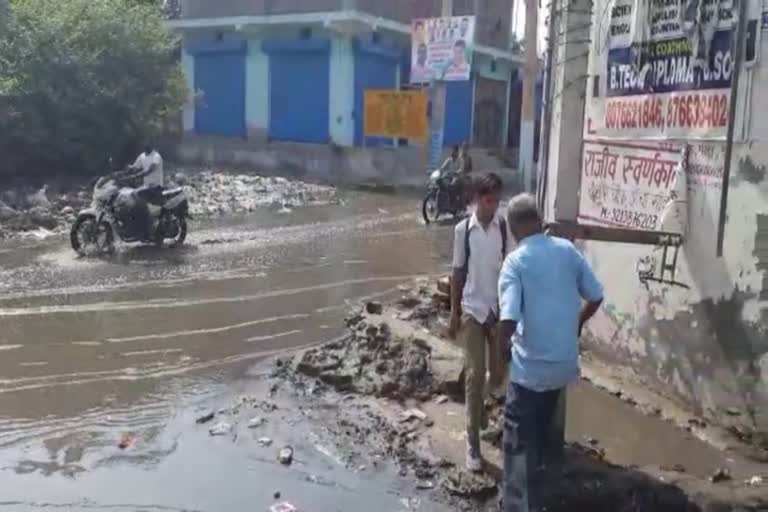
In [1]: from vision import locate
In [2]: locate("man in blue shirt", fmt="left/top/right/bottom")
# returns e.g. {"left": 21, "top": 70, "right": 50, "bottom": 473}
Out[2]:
{"left": 497, "top": 194, "right": 603, "bottom": 512}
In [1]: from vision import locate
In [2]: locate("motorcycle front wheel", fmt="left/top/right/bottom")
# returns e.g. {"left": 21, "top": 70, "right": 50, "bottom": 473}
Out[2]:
{"left": 155, "top": 213, "right": 187, "bottom": 248}
{"left": 422, "top": 190, "right": 441, "bottom": 224}
{"left": 70, "top": 215, "right": 114, "bottom": 256}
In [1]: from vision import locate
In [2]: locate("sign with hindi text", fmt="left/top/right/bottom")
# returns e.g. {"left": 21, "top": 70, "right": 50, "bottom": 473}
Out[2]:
{"left": 579, "top": 140, "right": 683, "bottom": 231}
{"left": 363, "top": 90, "right": 428, "bottom": 140}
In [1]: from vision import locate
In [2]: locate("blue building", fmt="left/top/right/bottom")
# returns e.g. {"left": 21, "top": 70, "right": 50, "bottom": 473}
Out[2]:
{"left": 171, "top": 1, "right": 523, "bottom": 149}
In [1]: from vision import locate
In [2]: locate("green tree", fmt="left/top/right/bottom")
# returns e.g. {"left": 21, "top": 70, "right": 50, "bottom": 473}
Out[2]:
{"left": 0, "top": 0, "right": 186, "bottom": 178}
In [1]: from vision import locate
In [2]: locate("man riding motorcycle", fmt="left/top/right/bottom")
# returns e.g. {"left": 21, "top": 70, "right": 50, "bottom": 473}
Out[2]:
{"left": 126, "top": 145, "right": 165, "bottom": 238}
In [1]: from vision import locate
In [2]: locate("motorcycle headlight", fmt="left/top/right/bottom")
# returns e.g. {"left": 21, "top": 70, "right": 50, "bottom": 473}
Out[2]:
{"left": 430, "top": 170, "right": 441, "bottom": 180}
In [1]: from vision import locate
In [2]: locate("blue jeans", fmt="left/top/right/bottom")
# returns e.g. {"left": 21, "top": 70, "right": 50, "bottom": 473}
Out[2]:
{"left": 502, "top": 383, "right": 563, "bottom": 512}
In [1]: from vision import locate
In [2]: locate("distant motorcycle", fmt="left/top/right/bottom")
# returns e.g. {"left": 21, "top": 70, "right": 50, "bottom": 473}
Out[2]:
{"left": 70, "top": 170, "right": 190, "bottom": 256}
{"left": 421, "top": 168, "right": 465, "bottom": 224}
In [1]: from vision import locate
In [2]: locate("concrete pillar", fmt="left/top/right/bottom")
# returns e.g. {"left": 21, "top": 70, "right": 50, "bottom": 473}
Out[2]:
{"left": 518, "top": 0, "right": 538, "bottom": 192}
{"left": 427, "top": 0, "right": 453, "bottom": 169}
{"left": 542, "top": 0, "right": 591, "bottom": 222}
{"left": 245, "top": 37, "right": 269, "bottom": 141}
{"left": 329, "top": 36, "right": 355, "bottom": 146}
{"left": 181, "top": 47, "right": 195, "bottom": 133}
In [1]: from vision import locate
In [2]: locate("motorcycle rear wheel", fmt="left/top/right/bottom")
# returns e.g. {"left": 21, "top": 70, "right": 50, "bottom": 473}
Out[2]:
{"left": 70, "top": 215, "right": 114, "bottom": 257}
{"left": 422, "top": 191, "right": 440, "bottom": 224}
{"left": 154, "top": 213, "right": 187, "bottom": 248}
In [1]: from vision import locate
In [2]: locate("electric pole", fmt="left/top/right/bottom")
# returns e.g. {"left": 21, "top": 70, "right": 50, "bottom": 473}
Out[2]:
{"left": 427, "top": 0, "right": 453, "bottom": 172}
{"left": 519, "top": 0, "right": 539, "bottom": 192}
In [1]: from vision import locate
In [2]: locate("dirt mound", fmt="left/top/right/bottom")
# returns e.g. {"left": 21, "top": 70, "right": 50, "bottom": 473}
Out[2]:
{"left": 295, "top": 310, "right": 434, "bottom": 401}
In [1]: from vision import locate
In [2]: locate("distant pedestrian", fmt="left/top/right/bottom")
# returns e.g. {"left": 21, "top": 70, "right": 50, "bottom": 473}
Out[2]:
{"left": 497, "top": 194, "right": 604, "bottom": 511}
{"left": 449, "top": 172, "right": 511, "bottom": 473}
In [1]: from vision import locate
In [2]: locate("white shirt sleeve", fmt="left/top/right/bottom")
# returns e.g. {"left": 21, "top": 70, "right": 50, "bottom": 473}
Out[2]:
{"left": 133, "top": 154, "right": 144, "bottom": 169}
{"left": 452, "top": 221, "right": 467, "bottom": 269}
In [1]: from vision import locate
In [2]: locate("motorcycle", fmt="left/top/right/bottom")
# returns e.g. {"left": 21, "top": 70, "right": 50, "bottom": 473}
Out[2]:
{"left": 421, "top": 168, "right": 465, "bottom": 224}
{"left": 70, "top": 170, "right": 190, "bottom": 256}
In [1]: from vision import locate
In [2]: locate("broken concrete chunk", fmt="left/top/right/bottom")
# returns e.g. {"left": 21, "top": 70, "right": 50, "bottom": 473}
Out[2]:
{"left": 278, "top": 446, "right": 294, "bottom": 465}
{"left": 248, "top": 417, "right": 266, "bottom": 429}
{"left": 400, "top": 409, "right": 428, "bottom": 422}
{"left": 209, "top": 422, "right": 232, "bottom": 436}
{"left": 365, "top": 301, "right": 383, "bottom": 315}
{"left": 270, "top": 503, "right": 299, "bottom": 512}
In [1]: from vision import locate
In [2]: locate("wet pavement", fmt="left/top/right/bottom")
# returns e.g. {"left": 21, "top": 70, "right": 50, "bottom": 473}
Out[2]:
{"left": 0, "top": 192, "right": 761, "bottom": 510}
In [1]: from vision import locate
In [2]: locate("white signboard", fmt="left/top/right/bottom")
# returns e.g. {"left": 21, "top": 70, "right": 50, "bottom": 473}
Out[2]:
{"left": 579, "top": 140, "right": 683, "bottom": 231}
{"left": 585, "top": 0, "right": 740, "bottom": 140}
{"left": 411, "top": 16, "right": 475, "bottom": 83}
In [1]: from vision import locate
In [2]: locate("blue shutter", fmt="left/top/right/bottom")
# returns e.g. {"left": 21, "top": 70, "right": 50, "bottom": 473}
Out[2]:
{"left": 353, "top": 41, "right": 399, "bottom": 146}
{"left": 264, "top": 39, "right": 330, "bottom": 144}
{"left": 444, "top": 79, "right": 473, "bottom": 146}
{"left": 192, "top": 41, "right": 246, "bottom": 138}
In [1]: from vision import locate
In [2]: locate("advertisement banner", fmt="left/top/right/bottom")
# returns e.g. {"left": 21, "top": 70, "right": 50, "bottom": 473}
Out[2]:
{"left": 584, "top": 0, "right": 741, "bottom": 140}
{"left": 578, "top": 140, "right": 683, "bottom": 231}
{"left": 411, "top": 15, "right": 475, "bottom": 83}
{"left": 363, "top": 90, "right": 428, "bottom": 140}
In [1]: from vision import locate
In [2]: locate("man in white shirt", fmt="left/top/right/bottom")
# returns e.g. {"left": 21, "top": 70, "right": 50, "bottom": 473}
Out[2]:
{"left": 129, "top": 145, "right": 164, "bottom": 238}
{"left": 131, "top": 145, "right": 164, "bottom": 188}
{"left": 449, "top": 172, "right": 511, "bottom": 472}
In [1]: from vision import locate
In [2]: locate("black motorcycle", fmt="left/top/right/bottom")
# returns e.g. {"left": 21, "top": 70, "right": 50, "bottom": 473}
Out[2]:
{"left": 70, "top": 170, "right": 190, "bottom": 256}
{"left": 421, "top": 168, "right": 465, "bottom": 224}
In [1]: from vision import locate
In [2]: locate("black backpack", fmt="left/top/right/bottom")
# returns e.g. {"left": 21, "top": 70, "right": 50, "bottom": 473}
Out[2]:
{"left": 462, "top": 217, "right": 508, "bottom": 273}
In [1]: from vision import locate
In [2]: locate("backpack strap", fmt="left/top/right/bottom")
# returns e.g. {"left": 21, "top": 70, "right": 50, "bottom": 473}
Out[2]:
{"left": 463, "top": 216, "right": 507, "bottom": 274}
{"left": 462, "top": 217, "right": 471, "bottom": 274}
{"left": 499, "top": 217, "right": 508, "bottom": 256}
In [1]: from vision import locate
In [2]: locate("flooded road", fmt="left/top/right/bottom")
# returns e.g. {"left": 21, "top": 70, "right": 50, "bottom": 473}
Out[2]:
{"left": 0, "top": 192, "right": 758, "bottom": 510}
{"left": 0, "top": 194, "right": 453, "bottom": 510}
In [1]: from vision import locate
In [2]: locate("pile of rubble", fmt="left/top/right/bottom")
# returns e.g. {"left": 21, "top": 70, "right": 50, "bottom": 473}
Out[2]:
{"left": 295, "top": 302, "right": 437, "bottom": 401}
{"left": 0, "top": 168, "right": 339, "bottom": 240}
{"left": 175, "top": 170, "right": 338, "bottom": 217}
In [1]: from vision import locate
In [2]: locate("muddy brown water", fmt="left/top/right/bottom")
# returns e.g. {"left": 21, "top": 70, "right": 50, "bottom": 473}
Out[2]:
{"left": 0, "top": 193, "right": 755, "bottom": 510}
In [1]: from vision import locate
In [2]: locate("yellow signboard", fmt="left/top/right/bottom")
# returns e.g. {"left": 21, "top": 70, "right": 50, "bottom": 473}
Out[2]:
{"left": 364, "top": 90, "right": 428, "bottom": 140}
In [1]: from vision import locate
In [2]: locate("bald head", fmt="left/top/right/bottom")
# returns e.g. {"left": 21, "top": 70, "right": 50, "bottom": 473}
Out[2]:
{"left": 507, "top": 193, "right": 542, "bottom": 240}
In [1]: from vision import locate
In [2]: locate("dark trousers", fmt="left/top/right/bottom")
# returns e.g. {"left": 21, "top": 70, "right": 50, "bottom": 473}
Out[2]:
{"left": 502, "top": 382, "right": 564, "bottom": 512}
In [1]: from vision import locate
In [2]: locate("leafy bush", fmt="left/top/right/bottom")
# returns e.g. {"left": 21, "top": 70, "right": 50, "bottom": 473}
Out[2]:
{"left": 0, "top": 0, "right": 186, "bottom": 178}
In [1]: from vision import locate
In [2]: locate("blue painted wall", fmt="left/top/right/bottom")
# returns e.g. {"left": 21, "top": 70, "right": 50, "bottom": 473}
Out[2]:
{"left": 190, "top": 40, "right": 247, "bottom": 137}
{"left": 353, "top": 40, "right": 399, "bottom": 147}
{"left": 264, "top": 39, "right": 331, "bottom": 144}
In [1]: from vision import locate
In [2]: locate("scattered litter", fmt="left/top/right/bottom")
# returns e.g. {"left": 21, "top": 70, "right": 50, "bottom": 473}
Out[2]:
{"left": 434, "top": 395, "right": 449, "bottom": 404}
{"left": 118, "top": 433, "right": 135, "bottom": 450}
{"left": 278, "top": 446, "right": 294, "bottom": 465}
{"left": 726, "top": 407, "right": 742, "bottom": 417}
{"left": 710, "top": 467, "right": 732, "bottom": 483}
{"left": 248, "top": 417, "right": 267, "bottom": 429}
{"left": 425, "top": 419, "right": 435, "bottom": 428}
{"left": 748, "top": 475, "right": 764, "bottom": 486}
{"left": 416, "top": 480, "right": 435, "bottom": 490}
{"left": 209, "top": 422, "right": 232, "bottom": 436}
{"left": 587, "top": 437, "right": 599, "bottom": 446}
{"left": 270, "top": 503, "right": 299, "bottom": 512}
{"left": 196, "top": 412, "right": 215, "bottom": 424}
{"left": 258, "top": 437, "right": 274, "bottom": 447}
{"left": 217, "top": 408, "right": 228, "bottom": 415}
{"left": 273, "top": 491, "right": 281, "bottom": 500}
{"left": 400, "top": 409, "right": 428, "bottom": 422}
{"left": 358, "top": 465, "right": 366, "bottom": 472}
{"left": 260, "top": 401, "right": 278, "bottom": 412}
